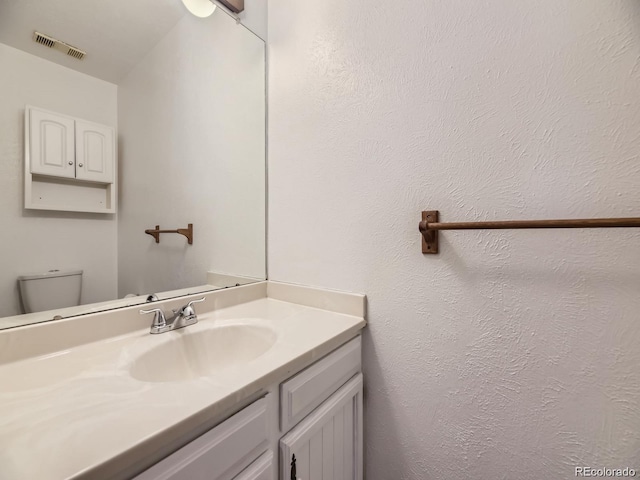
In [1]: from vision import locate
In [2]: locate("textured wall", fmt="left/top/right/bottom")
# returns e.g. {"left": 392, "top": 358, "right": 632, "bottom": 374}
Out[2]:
{"left": 0, "top": 43, "right": 118, "bottom": 317}
{"left": 118, "top": 11, "right": 266, "bottom": 297}
{"left": 267, "top": 1, "right": 640, "bottom": 478}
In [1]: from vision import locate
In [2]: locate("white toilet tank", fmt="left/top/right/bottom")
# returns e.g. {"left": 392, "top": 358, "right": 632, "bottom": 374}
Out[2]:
{"left": 18, "top": 269, "right": 83, "bottom": 313}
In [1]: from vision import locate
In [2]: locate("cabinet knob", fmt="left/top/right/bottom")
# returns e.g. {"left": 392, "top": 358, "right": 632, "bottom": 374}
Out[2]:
{"left": 290, "top": 454, "right": 296, "bottom": 479}
{"left": 68, "top": 161, "right": 73, "bottom": 165}
{"left": 78, "top": 163, "right": 83, "bottom": 167}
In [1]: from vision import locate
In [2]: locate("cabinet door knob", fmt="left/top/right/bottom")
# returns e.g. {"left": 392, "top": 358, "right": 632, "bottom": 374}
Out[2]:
{"left": 68, "top": 161, "right": 73, "bottom": 165}
{"left": 290, "top": 454, "right": 297, "bottom": 479}
{"left": 78, "top": 163, "right": 83, "bottom": 167}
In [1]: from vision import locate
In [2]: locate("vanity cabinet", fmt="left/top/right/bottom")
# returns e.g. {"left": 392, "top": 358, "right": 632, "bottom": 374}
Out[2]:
{"left": 134, "top": 397, "right": 269, "bottom": 480}
{"left": 233, "top": 451, "right": 274, "bottom": 480}
{"left": 134, "top": 336, "right": 362, "bottom": 480}
{"left": 280, "top": 374, "right": 363, "bottom": 480}
{"left": 25, "top": 106, "right": 116, "bottom": 213}
{"left": 280, "top": 335, "right": 361, "bottom": 432}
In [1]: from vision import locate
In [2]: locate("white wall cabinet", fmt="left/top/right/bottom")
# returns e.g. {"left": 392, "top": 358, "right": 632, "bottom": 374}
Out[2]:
{"left": 28, "top": 108, "right": 76, "bottom": 179}
{"left": 75, "top": 120, "right": 115, "bottom": 183}
{"left": 25, "top": 106, "right": 116, "bottom": 213}
{"left": 133, "top": 336, "right": 363, "bottom": 480}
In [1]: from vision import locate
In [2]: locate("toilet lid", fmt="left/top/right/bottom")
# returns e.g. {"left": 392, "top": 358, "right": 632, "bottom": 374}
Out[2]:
{"left": 18, "top": 269, "right": 83, "bottom": 281}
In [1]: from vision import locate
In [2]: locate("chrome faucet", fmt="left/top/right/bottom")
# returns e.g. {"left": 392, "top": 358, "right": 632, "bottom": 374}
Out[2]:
{"left": 140, "top": 297, "right": 205, "bottom": 334}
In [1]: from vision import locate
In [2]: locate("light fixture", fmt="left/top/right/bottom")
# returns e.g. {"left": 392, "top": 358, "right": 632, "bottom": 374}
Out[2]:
{"left": 181, "top": 0, "right": 217, "bottom": 18}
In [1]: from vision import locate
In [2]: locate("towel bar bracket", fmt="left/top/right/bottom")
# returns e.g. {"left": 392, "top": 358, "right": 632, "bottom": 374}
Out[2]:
{"left": 145, "top": 223, "right": 193, "bottom": 245}
{"left": 420, "top": 211, "right": 439, "bottom": 254}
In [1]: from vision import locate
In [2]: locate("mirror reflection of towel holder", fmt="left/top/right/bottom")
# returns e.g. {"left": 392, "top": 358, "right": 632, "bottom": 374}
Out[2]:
{"left": 145, "top": 224, "right": 193, "bottom": 245}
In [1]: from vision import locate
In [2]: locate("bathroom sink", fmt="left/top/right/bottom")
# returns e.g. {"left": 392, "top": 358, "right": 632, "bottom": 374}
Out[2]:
{"left": 129, "top": 324, "right": 277, "bottom": 383}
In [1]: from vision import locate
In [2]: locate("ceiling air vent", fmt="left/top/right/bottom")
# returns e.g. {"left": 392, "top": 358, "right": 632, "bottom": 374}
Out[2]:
{"left": 32, "top": 31, "right": 86, "bottom": 60}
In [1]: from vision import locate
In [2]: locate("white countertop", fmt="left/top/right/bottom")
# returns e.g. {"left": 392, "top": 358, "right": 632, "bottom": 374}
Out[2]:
{"left": 0, "top": 282, "right": 366, "bottom": 480}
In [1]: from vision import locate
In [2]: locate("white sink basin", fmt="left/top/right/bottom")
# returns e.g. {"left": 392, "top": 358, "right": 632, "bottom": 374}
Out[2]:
{"left": 129, "top": 324, "right": 277, "bottom": 383}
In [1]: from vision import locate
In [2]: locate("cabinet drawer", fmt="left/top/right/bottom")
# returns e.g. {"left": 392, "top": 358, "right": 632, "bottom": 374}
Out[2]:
{"left": 233, "top": 450, "right": 273, "bottom": 480}
{"left": 280, "top": 336, "right": 361, "bottom": 431}
{"left": 135, "top": 397, "right": 268, "bottom": 480}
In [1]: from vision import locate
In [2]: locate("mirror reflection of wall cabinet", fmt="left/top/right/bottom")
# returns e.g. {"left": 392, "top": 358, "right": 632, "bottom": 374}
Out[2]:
{"left": 0, "top": 1, "right": 266, "bottom": 327}
{"left": 25, "top": 106, "right": 116, "bottom": 214}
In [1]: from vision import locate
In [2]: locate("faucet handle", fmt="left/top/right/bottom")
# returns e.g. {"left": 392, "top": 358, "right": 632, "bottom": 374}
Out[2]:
{"left": 139, "top": 307, "right": 167, "bottom": 329}
{"left": 177, "top": 297, "right": 206, "bottom": 320}
{"left": 186, "top": 297, "right": 206, "bottom": 310}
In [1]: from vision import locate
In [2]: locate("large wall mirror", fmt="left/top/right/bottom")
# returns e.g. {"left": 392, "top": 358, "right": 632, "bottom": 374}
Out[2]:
{"left": 0, "top": 0, "right": 266, "bottom": 329}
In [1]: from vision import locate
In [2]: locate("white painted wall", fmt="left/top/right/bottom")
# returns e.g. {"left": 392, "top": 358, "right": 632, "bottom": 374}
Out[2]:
{"left": 267, "top": 1, "right": 640, "bottom": 478}
{"left": 240, "top": 0, "right": 268, "bottom": 41}
{"left": 0, "top": 43, "right": 118, "bottom": 317}
{"left": 0, "top": 0, "right": 185, "bottom": 84}
{"left": 117, "top": 10, "right": 266, "bottom": 297}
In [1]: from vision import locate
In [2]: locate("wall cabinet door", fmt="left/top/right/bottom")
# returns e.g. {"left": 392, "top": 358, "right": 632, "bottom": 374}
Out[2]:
{"left": 75, "top": 120, "right": 114, "bottom": 183}
{"left": 29, "top": 108, "right": 75, "bottom": 179}
{"left": 280, "top": 374, "right": 363, "bottom": 480}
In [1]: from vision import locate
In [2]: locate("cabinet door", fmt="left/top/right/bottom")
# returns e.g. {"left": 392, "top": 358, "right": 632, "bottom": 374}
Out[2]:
{"left": 29, "top": 108, "right": 75, "bottom": 179}
{"left": 233, "top": 451, "right": 273, "bottom": 480}
{"left": 75, "top": 120, "right": 114, "bottom": 183}
{"left": 134, "top": 397, "right": 268, "bottom": 480}
{"left": 280, "top": 374, "right": 363, "bottom": 480}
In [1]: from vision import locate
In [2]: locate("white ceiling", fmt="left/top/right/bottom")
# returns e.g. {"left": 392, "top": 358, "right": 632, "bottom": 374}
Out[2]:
{"left": 0, "top": 0, "right": 187, "bottom": 84}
